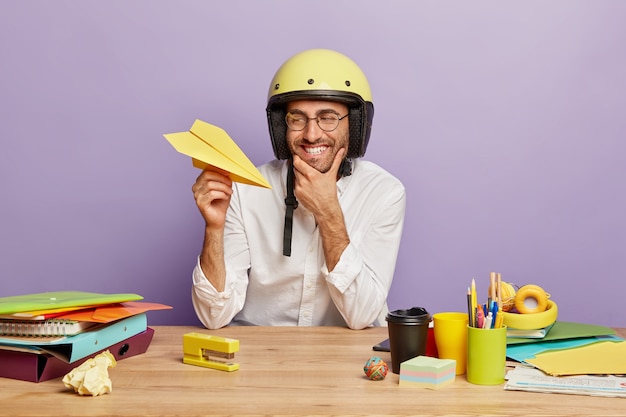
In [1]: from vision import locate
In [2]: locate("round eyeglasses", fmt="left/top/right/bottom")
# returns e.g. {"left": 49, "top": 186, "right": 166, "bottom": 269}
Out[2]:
{"left": 285, "top": 111, "right": 349, "bottom": 132}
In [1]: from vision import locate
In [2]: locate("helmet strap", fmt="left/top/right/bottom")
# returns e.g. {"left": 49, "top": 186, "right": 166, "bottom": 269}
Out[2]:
{"left": 282, "top": 158, "right": 351, "bottom": 257}
{"left": 339, "top": 158, "right": 353, "bottom": 178}
{"left": 283, "top": 162, "right": 299, "bottom": 257}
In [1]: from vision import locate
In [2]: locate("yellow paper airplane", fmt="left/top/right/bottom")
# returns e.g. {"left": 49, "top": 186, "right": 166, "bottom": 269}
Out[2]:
{"left": 164, "top": 119, "right": 271, "bottom": 189}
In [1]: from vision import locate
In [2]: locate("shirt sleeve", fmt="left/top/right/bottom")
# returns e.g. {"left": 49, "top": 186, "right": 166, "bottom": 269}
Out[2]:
{"left": 190, "top": 184, "right": 250, "bottom": 329}
{"left": 323, "top": 180, "right": 406, "bottom": 329}
{"left": 191, "top": 257, "right": 247, "bottom": 329}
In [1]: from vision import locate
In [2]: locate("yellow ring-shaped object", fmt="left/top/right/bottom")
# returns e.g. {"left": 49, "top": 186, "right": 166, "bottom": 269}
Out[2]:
{"left": 502, "top": 299, "right": 558, "bottom": 330}
{"left": 514, "top": 284, "right": 548, "bottom": 314}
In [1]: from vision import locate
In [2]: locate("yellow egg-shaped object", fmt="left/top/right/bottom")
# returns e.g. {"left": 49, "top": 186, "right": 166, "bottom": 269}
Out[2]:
{"left": 488, "top": 281, "right": 516, "bottom": 312}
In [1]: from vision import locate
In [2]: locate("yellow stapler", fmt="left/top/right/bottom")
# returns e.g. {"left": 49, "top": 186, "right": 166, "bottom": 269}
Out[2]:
{"left": 182, "top": 332, "right": 240, "bottom": 372}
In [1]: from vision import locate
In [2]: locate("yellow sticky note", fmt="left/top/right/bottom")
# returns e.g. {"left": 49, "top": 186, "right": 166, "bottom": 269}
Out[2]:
{"left": 164, "top": 119, "right": 271, "bottom": 189}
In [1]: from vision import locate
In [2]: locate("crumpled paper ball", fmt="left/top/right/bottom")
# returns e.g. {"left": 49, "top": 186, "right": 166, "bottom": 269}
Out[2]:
{"left": 63, "top": 350, "right": 117, "bottom": 396}
{"left": 363, "top": 356, "right": 388, "bottom": 381}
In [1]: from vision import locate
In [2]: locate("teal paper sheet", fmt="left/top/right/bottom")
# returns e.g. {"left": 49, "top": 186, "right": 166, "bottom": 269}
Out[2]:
{"left": 506, "top": 334, "right": 623, "bottom": 363}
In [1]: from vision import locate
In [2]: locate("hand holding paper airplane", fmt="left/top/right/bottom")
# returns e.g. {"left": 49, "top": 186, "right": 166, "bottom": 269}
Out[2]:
{"left": 164, "top": 119, "right": 271, "bottom": 189}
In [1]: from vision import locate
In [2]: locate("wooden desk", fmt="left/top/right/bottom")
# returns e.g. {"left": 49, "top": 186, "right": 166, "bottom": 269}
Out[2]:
{"left": 1, "top": 326, "right": 624, "bottom": 417}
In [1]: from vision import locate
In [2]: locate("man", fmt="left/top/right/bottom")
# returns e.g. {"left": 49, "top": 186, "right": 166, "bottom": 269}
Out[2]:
{"left": 191, "top": 49, "right": 406, "bottom": 329}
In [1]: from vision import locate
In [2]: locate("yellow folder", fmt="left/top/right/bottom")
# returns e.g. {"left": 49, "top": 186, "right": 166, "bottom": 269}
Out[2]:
{"left": 164, "top": 119, "right": 271, "bottom": 189}
{"left": 526, "top": 340, "right": 626, "bottom": 376}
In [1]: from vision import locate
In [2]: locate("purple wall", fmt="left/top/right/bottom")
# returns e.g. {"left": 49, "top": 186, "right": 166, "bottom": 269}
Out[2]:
{"left": 2, "top": 1, "right": 625, "bottom": 327}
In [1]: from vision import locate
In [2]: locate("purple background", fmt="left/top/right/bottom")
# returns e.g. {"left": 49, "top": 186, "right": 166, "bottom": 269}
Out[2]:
{"left": 1, "top": 1, "right": 625, "bottom": 327}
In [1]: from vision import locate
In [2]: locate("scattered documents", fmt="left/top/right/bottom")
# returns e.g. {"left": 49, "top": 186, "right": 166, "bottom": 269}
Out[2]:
{"left": 164, "top": 119, "right": 271, "bottom": 189}
{"left": 505, "top": 366, "right": 626, "bottom": 398}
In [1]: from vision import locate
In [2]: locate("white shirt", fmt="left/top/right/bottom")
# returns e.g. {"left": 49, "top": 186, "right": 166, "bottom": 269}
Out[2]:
{"left": 191, "top": 159, "right": 406, "bottom": 329}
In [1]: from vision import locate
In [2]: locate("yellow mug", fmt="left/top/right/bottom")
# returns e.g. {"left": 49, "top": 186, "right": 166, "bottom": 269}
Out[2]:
{"left": 432, "top": 312, "right": 468, "bottom": 375}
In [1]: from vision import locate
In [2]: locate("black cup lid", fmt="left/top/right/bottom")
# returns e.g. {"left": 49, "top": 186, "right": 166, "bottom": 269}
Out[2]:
{"left": 385, "top": 307, "right": 431, "bottom": 324}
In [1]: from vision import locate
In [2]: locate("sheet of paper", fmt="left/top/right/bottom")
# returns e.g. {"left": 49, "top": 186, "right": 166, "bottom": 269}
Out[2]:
{"left": 505, "top": 366, "right": 626, "bottom": 398}
{"left": 525, "top": 340, "right": 626, "bottom": 376}
{"left": 164, "top": 119, "right": 271, "bottom": 189}
{"left": 506, "top": 335, "right": 622, "bottom": 363}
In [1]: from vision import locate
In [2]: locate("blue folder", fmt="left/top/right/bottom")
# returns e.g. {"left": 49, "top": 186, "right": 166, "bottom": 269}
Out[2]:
{"left": 0, "top": 313, "right": 147, "bottom": 363}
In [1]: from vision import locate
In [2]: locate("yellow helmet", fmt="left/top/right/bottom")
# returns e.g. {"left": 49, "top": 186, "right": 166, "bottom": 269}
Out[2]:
{"left": 266, "top": 49, "right": 374, "bottom": 160}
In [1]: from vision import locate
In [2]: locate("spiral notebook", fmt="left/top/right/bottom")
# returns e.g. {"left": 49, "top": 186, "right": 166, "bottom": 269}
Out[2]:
{"left": 0, "top": 319, "right": 98, "bottom": 337}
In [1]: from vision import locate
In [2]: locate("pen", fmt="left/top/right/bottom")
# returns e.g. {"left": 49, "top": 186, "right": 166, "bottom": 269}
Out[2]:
{"left": 484, "top": 311, "right": 493, "bottom": 329}
{"left": 476, "top": 304, "right": 485, "bottom": 329}
{"left": 491, "top": 301, "right": 498, "bottom": 328}
{"left": 496, "top": 272, "right": 502, "bottom": 328}
{"left": 495, "top": 311, "right": 504, "bottom": 329}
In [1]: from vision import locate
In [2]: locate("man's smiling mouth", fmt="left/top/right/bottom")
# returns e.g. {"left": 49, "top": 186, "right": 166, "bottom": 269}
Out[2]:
{"left": 304, "top": 145, "right": 328, "bottom": 155}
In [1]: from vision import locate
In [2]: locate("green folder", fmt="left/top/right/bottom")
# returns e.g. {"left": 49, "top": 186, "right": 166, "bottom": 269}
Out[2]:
{"left": 0, "top": 291, "right": 143, "bottom": 315}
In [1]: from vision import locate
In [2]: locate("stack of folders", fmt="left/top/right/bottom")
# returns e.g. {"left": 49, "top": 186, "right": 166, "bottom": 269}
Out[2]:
{"left": 0, "top": 291, "right": 172, "bottom": 382}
